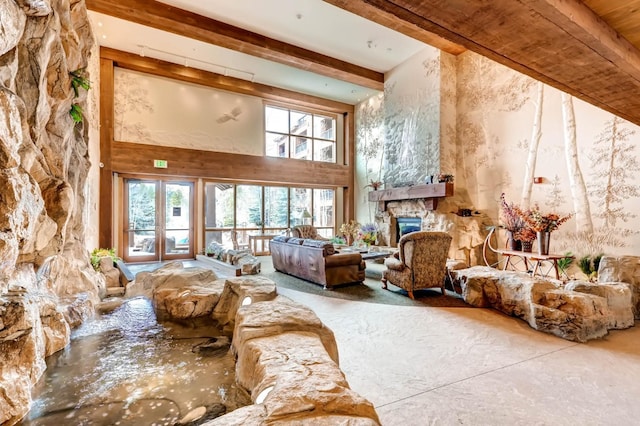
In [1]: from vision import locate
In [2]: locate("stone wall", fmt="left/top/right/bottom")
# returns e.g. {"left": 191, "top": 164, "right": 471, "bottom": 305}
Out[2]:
{"left": 0, "top": 0, "right": 101, "bottom": 423}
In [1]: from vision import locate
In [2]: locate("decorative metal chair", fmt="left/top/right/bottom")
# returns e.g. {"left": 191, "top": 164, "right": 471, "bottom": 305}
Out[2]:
{"left": 381, "top": 231, "right": 452, "bottom": 299}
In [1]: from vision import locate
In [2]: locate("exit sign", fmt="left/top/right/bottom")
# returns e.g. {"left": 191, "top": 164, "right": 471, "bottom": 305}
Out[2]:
{"left": 154, "top": 159, "right": 168, "bottom": 168}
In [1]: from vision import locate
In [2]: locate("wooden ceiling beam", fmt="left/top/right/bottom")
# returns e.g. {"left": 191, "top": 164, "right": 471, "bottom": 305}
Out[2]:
{"left": 86, "top": 0, "right": 384, "bottom": 91}
{"left": 327, "top": 0, "right": 640, "bottom": 126}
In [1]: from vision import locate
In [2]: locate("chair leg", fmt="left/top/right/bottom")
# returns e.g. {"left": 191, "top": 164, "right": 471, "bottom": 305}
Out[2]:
{"left": 407, "top": 290, "right": 415, "bottom": 300}
{"left": 441, "top": 283, "right": 446, "bottom": 296}
{"left": 381, "top": 278, "right": 388, "bottom": 289}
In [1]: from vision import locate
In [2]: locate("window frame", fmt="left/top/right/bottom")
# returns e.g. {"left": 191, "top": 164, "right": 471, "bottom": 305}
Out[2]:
{"left": 264, "top": 104, "right": 337, "bottom": 163}
{"left": 203, "top": 181, "right": 335, "bottom": 251}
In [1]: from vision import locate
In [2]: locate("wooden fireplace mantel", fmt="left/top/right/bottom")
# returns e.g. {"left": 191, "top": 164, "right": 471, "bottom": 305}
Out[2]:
{"left": 368, "top": 182, "right": 453, "bottom": 211}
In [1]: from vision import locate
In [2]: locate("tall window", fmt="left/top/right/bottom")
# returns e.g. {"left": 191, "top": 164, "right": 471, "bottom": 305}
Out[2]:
{"left": 265, "top": 105, "right": 336, "bottom": 163}
{"left": 204, "top": 183, "right": 334, "bottom": 249}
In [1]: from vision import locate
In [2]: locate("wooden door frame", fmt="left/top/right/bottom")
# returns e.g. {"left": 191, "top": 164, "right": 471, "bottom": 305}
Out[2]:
{"left": 120, "top": 174, "right": 196, "bottom": 263}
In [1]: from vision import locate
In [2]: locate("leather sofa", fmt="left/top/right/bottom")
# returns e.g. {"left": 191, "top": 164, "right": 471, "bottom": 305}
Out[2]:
{"left": 270, "top": 236, "right": 366, "bottom": 289}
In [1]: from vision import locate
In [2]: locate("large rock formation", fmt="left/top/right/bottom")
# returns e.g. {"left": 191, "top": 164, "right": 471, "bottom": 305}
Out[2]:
{"left": 139, "top": 270, "right": 381, "bottom": 425}
{"left": 452, "top": 266, "right": 634, "bottom": 342}
{"left": 0, "top": 0, "right": 100, "bottom": 423}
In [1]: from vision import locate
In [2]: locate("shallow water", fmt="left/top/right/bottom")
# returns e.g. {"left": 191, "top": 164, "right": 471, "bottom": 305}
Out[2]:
{"left": 21, "top": 297, "right": 251, "bottom": 425}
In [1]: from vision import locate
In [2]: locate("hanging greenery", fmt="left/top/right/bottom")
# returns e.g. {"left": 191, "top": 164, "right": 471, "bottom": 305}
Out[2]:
{"left": 69, "top": 68, "right": 90, "bottom": 123}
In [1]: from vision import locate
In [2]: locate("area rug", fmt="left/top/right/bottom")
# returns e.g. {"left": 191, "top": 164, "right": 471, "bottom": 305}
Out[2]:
{"left": 260, "top": 257, "right": 469, "bottom": 308}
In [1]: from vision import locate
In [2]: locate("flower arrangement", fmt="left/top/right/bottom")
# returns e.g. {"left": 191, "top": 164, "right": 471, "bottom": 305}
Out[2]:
{"left": 339, "top": 220, "right": 361, "bottom": 245}
{"left": 499, "top": 193, "right": 527, "bottom": 233}
{"left": 514, "top": 226, "right": 536, "bottom": 243}
{"left": 359, "top": 223, "right": 378, "bottom": 245}
{"left": 514, "top": 205, "right": 573, "bottom": 232}
{"left": 438, "top": 173, "right": 454, "bottom": 183}
{"left": 364, "top": 179, "right": 383, "bottom": 190}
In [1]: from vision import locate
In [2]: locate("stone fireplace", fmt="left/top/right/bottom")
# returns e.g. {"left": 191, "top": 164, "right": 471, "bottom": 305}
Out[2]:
{"left": 368, "top": 184, "right": 495, "bottom": 267}
{"left": 369, "top": 183, "right": 454, "bottom": 247}
{"left": 394, "top": 217, "right": 422, "bottom": 244}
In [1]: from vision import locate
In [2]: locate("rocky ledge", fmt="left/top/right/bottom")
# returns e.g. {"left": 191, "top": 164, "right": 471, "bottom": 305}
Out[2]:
{"left": 451, "top": 264, "right": 635, "bottom": 342}
{"left": 134, "top": 263, "right": 381, "bottom": 425}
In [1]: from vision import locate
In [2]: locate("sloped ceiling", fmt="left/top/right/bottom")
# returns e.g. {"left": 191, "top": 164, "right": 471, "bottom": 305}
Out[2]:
{"left": 87, "top": 0, "right": 640, "bottom": 125}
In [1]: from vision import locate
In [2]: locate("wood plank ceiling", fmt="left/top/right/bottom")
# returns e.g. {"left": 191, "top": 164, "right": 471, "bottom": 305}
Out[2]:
{"left": 87, "top": 0, "right": 640, "bottom": 126}
{"left": 324, "top": 0, "right": 640, "bottom": 126}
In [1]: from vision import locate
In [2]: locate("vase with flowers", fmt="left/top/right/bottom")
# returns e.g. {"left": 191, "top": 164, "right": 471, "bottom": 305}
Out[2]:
{"left": 339, "top": 220, "right": 361, "bottom": 246}
{"left": 499, "top": 193, "right": 528, "bottom": 251}
{"left": 513, "top": 205, "right": 572, "bottom": 255}
{"left": 514, "top": 227, "right": 536, "bottom": 252}
{"left": 359, "top": 223, "right": 378, "bottom": 247}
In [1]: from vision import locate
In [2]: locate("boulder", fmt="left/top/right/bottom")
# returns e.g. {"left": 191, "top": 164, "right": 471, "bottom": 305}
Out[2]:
{"left": 212, "top": 276, "right": 277, "bottom": 329}
{"left": 452, "top": 266, "right": 630, "bottom": 342}
{"left": 234, "top": 331, "right": 380, "bottom": 424}
{"left": 136, "top": 263, "right": 223, "bottom": 319}
{"left": 565, "top": 281, "right": 634, "bottom": 329}
{"left": 232, "top": 295, "right": 339, "bottom": 364}
{"left": 598, "top": 255, "right": 640, "bottom": 319}
{"left": 99, "top": 256, "right": 120, "bottom": 289}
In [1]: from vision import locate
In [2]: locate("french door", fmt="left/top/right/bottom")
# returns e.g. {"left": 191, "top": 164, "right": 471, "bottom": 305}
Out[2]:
{"left": 122, "top": 178, "right": 194, "bottom": 263}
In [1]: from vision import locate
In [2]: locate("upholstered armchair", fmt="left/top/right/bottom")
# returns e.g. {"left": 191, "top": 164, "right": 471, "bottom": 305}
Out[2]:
{"left": 291, "top": 225, "right": 328, "bottom": 240}
{"left": 381, "top": 231, "right": 453, "bottom": 299}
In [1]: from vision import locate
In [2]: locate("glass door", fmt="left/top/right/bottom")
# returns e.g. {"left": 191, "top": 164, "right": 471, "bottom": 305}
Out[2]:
{"left": 123, "top": 178, "right": 194, "bottom": 263}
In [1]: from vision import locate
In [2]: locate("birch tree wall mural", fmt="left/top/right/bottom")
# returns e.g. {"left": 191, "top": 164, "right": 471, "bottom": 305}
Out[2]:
{"left": 561, "top": 93, "right": 593, "bottom": 235}
{"left": 354, "top": 48, "right": 640, "bottom": 259}
{"left": 521, "top": 82, "right": 544, "bottom": 209}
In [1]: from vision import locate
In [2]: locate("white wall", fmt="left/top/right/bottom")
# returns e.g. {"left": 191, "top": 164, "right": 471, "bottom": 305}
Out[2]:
{"left": 113, "top": 68, "right": 264, "bottom": 155}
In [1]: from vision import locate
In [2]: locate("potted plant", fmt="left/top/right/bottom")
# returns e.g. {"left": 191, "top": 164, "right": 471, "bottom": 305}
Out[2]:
{"left": 90, "top": 248, "right": 119, "bottom": 271}
{"left": 499, "top": 193, "right": 527, "bottom": 251}
{"left": 438, "top": 173, "right": 454, "bottom": 183}
{"left": 578, "top": 253, "right": 603, "bottom": 282}
{"left": 359, "top": 223, "right": 378, "bottom": 246}
{"left": 514, "top": 227, "right": 536, "bottom": 252}
{"left": 364, "top": 179, "right": 383, "bottom": 191}
{"left": 514, "top": 204, "right": 573, "bottom": 255}
{"left": 339, "top": 220, "right": 361, "bottom": 246}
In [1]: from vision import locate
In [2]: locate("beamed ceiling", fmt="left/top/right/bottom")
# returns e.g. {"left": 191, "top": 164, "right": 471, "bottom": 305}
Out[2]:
{"left": 87, "top": 0, "right": 640, "bottom": 126}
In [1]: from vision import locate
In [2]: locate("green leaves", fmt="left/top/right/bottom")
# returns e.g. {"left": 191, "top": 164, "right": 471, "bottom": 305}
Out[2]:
{"left": 69, "top": 68, "right": 90, "bottom": 123}
{"left": 70, "top": 103, "right": 83, "bottom": 123}
{"left": 70, "top": 68, "right": 91, "bottom": 97}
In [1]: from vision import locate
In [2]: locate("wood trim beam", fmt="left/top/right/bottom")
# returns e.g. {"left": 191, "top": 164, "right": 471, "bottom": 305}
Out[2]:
{"left": 86, "top": 0, "right": 383, "bottom": 91}
{"left": 99, "top": 57, "right": 114, "bottom": 248}
{"left": 526, "top": 0, "right": 640, "bottom": 82}
{"left": 329, "top": 0, "right": 640, "bottom": 126}
{"left": 111, "top": 142, "right": 351, "bottom": 188}
{"left": 322, "top": 0, "right": 466, "bottom": 55}
{"left": 101, "top": 47, "right": 353, "bottom": 115}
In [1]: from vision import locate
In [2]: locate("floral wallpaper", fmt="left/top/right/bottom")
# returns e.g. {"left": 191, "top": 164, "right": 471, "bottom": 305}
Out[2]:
{"left": 113, "top": 68, "right": 264, "bottom": 155}
{"left": 355, "top": 47, "right": 640, "bottom": 257}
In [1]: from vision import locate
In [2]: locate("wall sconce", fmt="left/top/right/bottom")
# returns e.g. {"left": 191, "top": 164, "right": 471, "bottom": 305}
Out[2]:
{"left": 533, "top": 177, "right": 544, "bottom": 184}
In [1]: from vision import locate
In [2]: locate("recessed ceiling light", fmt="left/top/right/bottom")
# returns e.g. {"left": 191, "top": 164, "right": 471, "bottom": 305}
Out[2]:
{"left": 101, "top": 34, "right": 107, "bottom": 39}
{"left": 97, "top": 21, "right": 103, "bottom": 27}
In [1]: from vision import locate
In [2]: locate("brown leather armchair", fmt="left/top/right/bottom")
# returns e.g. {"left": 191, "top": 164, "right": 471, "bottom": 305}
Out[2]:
{"left": 381, "top": 231, "right": 453, "bottom": 299}
{"left": 291, "top": 225, "right": 329, "bottom": 240}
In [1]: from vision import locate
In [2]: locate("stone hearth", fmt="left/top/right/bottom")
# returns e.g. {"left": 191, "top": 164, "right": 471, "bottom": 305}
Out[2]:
{"left": 372, "top": 187, "right": 496, "bottom": 267}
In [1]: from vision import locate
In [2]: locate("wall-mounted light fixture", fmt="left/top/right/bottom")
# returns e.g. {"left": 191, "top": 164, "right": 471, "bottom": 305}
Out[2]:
{"left": 533, "top": 177, "right": 544, "bottom": 184}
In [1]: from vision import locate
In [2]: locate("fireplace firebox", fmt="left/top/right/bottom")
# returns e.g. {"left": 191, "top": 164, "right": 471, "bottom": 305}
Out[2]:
{"left": 395, "top": 217, "right": 422, "bottom": 243}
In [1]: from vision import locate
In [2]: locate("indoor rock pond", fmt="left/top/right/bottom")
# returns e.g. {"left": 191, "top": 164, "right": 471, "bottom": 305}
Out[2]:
{"left": 20, "top": 297, "right": 251, "bottom": 425}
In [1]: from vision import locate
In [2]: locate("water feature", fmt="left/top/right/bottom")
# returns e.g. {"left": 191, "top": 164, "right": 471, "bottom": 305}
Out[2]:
{"left": 21, "top": 297, "right": 251, "bottom": 425}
